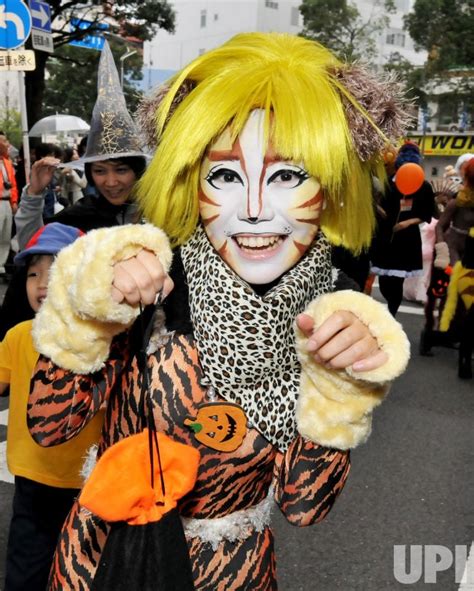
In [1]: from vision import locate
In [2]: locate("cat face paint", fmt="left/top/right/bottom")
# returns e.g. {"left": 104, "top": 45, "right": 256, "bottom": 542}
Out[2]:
{"left": 199, "top": 109, "right": 323, "bottom": 285}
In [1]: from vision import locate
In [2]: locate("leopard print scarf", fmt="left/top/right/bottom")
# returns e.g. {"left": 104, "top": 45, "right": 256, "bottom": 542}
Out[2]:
{"left": 180, "top": 225, "right": 333, "bottom": 451}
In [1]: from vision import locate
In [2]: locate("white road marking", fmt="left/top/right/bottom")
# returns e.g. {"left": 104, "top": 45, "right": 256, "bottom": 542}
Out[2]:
{"left": 0, "top": 409, "right": 13, "bottom": 484}
{"left": 0, "top": 441, "right": 13, "bottom": 484}
{"left": 370, "top": 280, "right": 425, "bottom": 316}
{"left": 397, "top": 304, "right": 425, "bottom": 316}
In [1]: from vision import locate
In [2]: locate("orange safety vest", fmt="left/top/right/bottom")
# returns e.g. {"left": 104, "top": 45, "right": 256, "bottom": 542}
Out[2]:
{"left": 0, "top": 156, "right": 18, "bottom": 205}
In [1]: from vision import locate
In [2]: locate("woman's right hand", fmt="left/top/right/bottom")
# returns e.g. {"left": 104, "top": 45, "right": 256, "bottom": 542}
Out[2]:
{"left": 111, "top": 249, "right": 174, "bottom": 305}
{"left": 29, "top": 157, "right": 61, "bottom": 195}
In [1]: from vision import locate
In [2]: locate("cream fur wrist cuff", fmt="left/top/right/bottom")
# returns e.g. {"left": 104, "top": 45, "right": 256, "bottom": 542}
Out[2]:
{"left": 68, "top": 224, "right": 172, "bottom": 323}
{"left": 33, "top": 224, "right": 172, "bottom": 373}
{"left": 295, "top": 290, "right": 410, "bottom": 450}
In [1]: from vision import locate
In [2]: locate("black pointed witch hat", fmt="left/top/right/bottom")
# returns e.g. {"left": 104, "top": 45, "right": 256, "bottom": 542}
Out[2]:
{"left": 82, "top": 41, "right": 144, "bottom": 163}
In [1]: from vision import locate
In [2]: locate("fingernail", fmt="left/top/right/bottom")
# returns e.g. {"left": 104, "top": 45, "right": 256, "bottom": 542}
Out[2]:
{"left": 352, "top": 361, "right": 365, "bottom": 371}
{"left": 306, "top": 340, "right": 318, "bottom": 352}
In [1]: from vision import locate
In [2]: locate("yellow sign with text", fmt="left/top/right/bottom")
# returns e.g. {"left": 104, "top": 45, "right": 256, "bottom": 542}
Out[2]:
{"left": 408, "top": 135, "right": 474, "bottom": 156}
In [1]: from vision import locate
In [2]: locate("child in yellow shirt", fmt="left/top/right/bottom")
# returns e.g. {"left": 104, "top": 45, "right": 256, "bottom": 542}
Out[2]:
{"left": 0, "top": 223, "right": 105, "bottom": 591}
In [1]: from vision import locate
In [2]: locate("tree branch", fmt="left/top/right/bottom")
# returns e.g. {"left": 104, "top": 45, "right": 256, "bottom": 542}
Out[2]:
{"left": 48, "top": 54, "right": 90, "bottom": 67}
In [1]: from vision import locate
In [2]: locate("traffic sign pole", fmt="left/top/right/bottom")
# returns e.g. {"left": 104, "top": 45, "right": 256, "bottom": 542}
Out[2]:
{"left": 18, "top": 69, "right": 30, "bottom": 180}
{"left": 0, "top": 0, "right": 32, "bottom": 179}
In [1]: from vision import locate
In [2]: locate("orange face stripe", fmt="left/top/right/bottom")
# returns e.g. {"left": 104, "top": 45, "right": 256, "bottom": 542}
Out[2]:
{"left": 201, "top": 214, "right": 220, "bottom": 227}
{"left": 207, "top": 146, "right": 241, "bottom": 162}
{"left": 293, "top": 240, "right": 309, "bottom": 255}
{"left": 295, "top": 217, "right": 321, "bottom": 226}
{"left": 198, "top": 191, "right": 221, "bottom": 207}
{"left": 296, "top": 192, "right": 323, "bottom": 209}
{"left": 217, "top": 241, "right": 228, "bottom": 256}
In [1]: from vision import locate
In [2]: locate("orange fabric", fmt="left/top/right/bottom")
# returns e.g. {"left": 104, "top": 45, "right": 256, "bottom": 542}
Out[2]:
{"left": 363, "top": 273, "right": 375, "bottom": 295}
{"left": 0, "top": 156, "right": 18, "bottom": 205}
{"left": 79, "top": 430, "right": 200, "bottom": 525}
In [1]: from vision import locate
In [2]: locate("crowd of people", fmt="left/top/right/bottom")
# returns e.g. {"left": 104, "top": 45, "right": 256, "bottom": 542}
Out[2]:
{"left": 0, "top": 33, "right": 471, "bottom": 591}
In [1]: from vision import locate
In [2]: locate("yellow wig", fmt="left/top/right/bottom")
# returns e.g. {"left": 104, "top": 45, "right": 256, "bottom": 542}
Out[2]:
{"left": 440, "top": 227, "right": 474, "bottom": 331}
{"left": 138, "top": 33, "right": 388, "bottom": 251}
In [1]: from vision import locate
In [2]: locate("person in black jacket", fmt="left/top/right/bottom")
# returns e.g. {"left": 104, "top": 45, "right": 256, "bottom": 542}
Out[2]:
{"left": 15, "top": 155, "right": 146, "bottom": 249}
{"left": 370, "top": 142, "right": 435, "bottom": 316}
{"left": 14, "top": 41, "right": 147, "bottom": 250}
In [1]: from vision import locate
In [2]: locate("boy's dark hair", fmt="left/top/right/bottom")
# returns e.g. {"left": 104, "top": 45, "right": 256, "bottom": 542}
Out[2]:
{"left": 63, "top": 147, "right": 74, "bottom": 162}
{"left": 0, "top": 253, "right": 56, "bottom": 339}
{"left": 0, "top": 260, "right": 34, "bottom": 340}
{"left": 35, "top": 143, "right": 57, "bottom": 159}
{"left": 78, "top": 136, "right": 88, "bottom": 157}
{"left": 53, "top": 145, "right": 64, "bottom": 160}
{"left": 84, "top": 156, "right": 147, "bottom": 188}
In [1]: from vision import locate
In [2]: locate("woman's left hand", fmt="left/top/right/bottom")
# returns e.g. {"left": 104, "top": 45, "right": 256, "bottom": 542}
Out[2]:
{"left": 296, "top": 311, "right": 388, "bottom": 372}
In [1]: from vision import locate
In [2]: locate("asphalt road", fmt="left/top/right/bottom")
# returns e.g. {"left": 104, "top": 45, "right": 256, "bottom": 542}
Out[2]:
{"left": 0, "top": 293, "right": 472, "bottom": 590}
{"left": 272, "top": 309, "right": 474, "bottom": 591}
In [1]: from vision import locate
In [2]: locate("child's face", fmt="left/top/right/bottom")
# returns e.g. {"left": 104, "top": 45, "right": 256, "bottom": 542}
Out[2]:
{"left": 199, "top": 110, "right": 322, "bottom": 285}
{"left": 26, "top": 255, "right": 54, "bottom": 312}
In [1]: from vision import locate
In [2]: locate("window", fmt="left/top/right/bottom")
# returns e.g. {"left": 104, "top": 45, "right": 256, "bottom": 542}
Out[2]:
{"left": 394, "top": 0, "right": 409, "bottom": 9}
{"left": 386, "top": 32, "right": 405, "bottom": 47}
{"left": 214, "top": 13, "right": 219, "bottom": 21}
{"left": 291, "top": 6, "right": 300, "bottom": 26}
{"left": 438, "top": 95, "right": 460, "bottom": 127}
{"left": 200, "top": 9, "right": 207, "bottom": 28}
{"left": 265, "top": 0, "right": 279, "bottom": 8}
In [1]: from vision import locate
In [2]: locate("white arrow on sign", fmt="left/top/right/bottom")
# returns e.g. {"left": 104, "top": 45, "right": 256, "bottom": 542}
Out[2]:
{"left": 0, "top": 5, "right": 26, "bottom": 39}
{"left": 31, "top": 4, "right": 49, "bottom": 28}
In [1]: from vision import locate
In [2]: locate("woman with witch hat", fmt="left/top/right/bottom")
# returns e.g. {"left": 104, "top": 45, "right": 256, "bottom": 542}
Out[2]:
{"left": 14, "top": 42, "right": 147, "bottom": 250}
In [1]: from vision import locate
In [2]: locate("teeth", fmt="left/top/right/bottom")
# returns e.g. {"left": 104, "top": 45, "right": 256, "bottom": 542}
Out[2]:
{"left": 235, "top": 235, "right": 284, "bottom": 251}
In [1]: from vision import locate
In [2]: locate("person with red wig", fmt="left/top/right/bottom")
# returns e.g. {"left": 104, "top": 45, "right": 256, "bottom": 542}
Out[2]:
{"left": 435, "top": 157, "right": 474, "bottom": 267}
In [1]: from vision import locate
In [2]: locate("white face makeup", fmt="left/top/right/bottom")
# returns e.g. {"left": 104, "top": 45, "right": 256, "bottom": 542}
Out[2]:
{"left": 199, "top": 110, "right": 323, "bottom": 284}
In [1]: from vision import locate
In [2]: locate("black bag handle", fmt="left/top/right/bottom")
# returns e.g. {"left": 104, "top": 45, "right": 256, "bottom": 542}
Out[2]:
{"left": 138, "top": 303, "right": 166, "bottom": 500}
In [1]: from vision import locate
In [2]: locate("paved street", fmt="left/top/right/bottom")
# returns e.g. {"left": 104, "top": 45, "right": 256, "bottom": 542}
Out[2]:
{"left": 272, "top": 308, "right": 474, "bottom": 591}
{"left": 0, "top": 293, "right": 472, "bottom": 590}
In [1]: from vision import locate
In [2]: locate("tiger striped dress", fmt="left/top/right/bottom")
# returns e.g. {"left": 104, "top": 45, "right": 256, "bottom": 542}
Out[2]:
{"left": 28, "top": 326, "right": 350, "bottom": 591}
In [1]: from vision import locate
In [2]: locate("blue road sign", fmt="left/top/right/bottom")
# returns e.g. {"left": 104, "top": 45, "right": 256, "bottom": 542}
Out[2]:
{"left": 0, "top": 0, "right": 32, "bottom": 50}
{"left": 69, "top": 18, "right": 108, "bottom": 51}
{"left": 28, "top": 0, "right": 51, "bottom": 33}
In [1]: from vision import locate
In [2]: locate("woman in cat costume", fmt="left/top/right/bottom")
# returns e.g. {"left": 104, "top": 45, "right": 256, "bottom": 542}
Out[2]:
{"left": 440, "top": 227, "right": 474, "bottom": 379}
{"left": 27, "top": 33, "right": 410, "bottom": 590}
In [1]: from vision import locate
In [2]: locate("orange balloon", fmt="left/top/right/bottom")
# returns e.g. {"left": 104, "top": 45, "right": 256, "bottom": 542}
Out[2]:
{"left": 395, "top": 163, "right": 425, "bottom": 195}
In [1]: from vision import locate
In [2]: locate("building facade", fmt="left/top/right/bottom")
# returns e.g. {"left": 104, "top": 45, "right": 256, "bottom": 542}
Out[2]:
{"left": 357, "top": 0, "right": 425, "bottom": 67}
{"left": 143, "top": 0, "right": 426, "bottom": 90}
